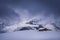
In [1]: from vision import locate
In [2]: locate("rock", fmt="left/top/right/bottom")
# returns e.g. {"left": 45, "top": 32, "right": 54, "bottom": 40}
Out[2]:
{"left": 44, "top": 23, "right": 60, "bottom": 31}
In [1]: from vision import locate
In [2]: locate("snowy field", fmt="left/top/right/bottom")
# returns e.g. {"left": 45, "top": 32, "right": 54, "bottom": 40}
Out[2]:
{"left": 0, "top": 30, "right": 60, "bottom": 40}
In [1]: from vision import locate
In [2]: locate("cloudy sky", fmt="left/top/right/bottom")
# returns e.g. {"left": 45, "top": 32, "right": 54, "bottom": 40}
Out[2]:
{"left": 0, "top": 0, "right": 60, "bottom": 27}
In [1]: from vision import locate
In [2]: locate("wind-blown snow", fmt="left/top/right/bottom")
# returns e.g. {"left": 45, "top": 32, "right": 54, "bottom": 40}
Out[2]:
{"left": 0, "top": 30, "right": 60, "bottom": 40}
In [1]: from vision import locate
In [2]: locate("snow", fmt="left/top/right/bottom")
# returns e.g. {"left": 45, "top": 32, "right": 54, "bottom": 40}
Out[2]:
{"left": 0, "top": 30, "right": 60, "bottom": 40}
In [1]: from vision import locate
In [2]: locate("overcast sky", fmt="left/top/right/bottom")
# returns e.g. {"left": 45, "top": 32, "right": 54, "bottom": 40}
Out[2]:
{"left": 0, "top": 0, "right": 60, "bottom": 26}
{"left": 0, "top": 0, "right": 60, "bottom": 17}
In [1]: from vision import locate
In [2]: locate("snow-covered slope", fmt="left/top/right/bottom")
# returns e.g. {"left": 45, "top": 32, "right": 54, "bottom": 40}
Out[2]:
{"left": 0, "top": 30, "right": 60, "bottom": 40}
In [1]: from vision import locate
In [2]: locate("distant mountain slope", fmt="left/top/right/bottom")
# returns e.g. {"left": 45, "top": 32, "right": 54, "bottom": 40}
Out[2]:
{"left": 0, "top": 19, "right": 60, "bottom": 33}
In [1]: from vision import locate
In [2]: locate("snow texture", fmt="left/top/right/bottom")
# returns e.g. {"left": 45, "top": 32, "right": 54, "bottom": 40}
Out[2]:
{"left": 0, "top": 30, "right": 60, "bottom": 40}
